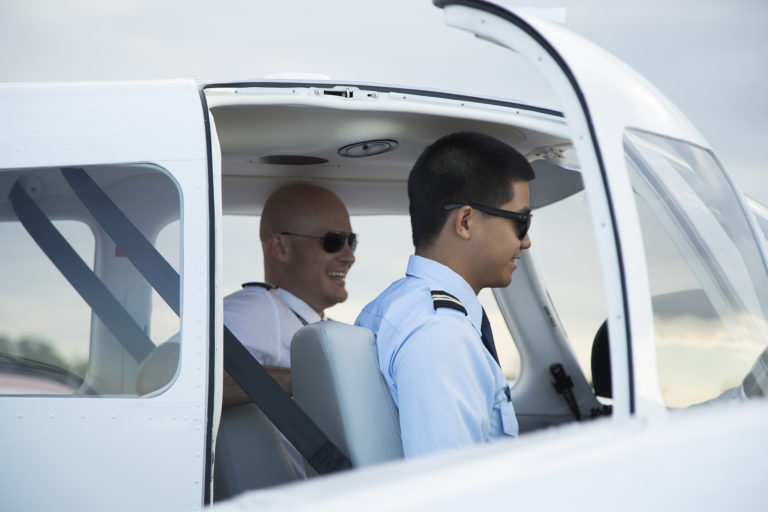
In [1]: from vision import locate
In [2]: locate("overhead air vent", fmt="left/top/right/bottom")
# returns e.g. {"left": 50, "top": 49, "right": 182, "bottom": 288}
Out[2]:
{"left": 255, "top": 155, "right": 329, "bottom": 166}
{"left": 338, "top": 139, "right": 398, "bottom": 158}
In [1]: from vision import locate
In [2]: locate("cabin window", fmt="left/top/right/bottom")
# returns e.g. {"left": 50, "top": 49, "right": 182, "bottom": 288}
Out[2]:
{"left": 624, "top": 128, "right": 768, "bottom": 407}
{"left": 0, "top": 165, "right": 181, "bottom": 396}
{"left": 221, "top": 213, "right": 521, "bottom": 380}
{"left": 529, "top": 186, "right": 608, "bottom": 388}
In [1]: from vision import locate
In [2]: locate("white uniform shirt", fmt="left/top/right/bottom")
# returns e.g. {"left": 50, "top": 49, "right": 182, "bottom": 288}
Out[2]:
{"left": 224, "top": 284, "right": 322, "bottom": 368}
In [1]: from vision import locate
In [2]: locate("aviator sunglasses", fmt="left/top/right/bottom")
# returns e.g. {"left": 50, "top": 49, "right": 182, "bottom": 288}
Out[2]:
{"left": 281, "top": 231, "right": 358, "bottom": 253}
{"left": 443, "top": 203, "right": 532, "bottom": 240}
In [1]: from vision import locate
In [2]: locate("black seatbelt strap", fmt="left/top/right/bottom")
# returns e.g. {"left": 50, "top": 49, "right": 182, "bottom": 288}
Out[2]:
{"left": 61, "top": 167, "right": 180, "bottom": 314}
{"left": 291, "top": 310, "right": 309, "bottom": 326}
{"left": 549, "top": 363, "right": 581, "bottom": 421}
{"left": 242, "top": 282, "right": 309, "bottom": 326}
{"left": 224, "top": 326, "right": 351, "bottom": 473}
{"left": 8, "top": 181, "right": 155, "bottom": 363}
{"left": 241, "top": 282, "right": 275, "bottom": 289}
{"left": 61, "top": 169, "right": 351, "bottom": 473}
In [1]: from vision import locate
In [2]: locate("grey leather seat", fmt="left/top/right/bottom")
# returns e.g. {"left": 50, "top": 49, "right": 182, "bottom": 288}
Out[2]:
{"left": 291, "top": 321, "right": 403, "bottom": 469}
{"left": 590, "top": 320, "right": 612, "bottom": 398}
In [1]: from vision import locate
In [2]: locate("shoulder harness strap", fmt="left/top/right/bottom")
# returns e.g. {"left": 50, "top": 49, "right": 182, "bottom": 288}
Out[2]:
{"left": 431, "top": 290, "right": 467, "bottom": 315}
{"left": 242, "top": 281, "right": 308, "bottom": 325}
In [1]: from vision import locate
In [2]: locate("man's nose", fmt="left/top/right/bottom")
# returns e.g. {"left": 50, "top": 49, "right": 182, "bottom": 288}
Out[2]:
{"left": 338, "top": 242, "right": 356, "bottom": 264}
{"left": 521, "top": 232, "right": 532, "bottom": 250}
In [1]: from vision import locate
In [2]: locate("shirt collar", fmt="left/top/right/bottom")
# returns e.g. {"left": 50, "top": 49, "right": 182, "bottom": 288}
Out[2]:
{"left": 405, "top": 254, "right": 483, "bottom": 335}
{"left": 275, "top": 288, "right": 323, "bottom": 324}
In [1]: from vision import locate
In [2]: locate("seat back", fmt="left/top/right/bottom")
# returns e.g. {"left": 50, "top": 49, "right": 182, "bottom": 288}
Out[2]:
{"left": 291, "top": 321, "right": 403, "bottom": 468}
{"left": 590, "top": 320, "right": 612, "bottom": 398}
{"left": 135, "top": 340, "right": 179, "bottom": 395}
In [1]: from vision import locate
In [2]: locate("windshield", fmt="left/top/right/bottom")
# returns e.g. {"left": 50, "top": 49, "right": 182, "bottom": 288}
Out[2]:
{"left": 624, "top": 128, "right": 768, "bottom": 407}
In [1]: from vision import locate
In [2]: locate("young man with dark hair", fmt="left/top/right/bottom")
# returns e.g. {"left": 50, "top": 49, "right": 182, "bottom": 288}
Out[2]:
{"left": 356, "top": 131, "right": 534, "bottom": 458}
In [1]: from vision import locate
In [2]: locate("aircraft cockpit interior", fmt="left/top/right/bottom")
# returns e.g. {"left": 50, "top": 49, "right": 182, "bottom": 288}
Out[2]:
{"left": 203, "top": 84, "right": 608, "bottom": 495}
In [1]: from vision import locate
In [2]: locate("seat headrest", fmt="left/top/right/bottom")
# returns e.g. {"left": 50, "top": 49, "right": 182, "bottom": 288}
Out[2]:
{"left": 291, "top": 321, "right": 403, "bottom": 467}
{"left": 136, "top": 341, "right": 179, "bottom": 395}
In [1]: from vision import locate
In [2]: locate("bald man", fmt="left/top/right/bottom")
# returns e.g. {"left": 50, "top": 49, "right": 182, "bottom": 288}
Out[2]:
{"left": 223, "top": 183, "right": 357, "bottom": 402}
{"left": 221, "top": 184, "right": 356, "bottom": 479}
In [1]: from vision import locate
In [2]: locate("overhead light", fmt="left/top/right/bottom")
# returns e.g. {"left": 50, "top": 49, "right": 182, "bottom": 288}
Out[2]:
{"left": 338, "top": 139, "right": 398, "bottom": 158}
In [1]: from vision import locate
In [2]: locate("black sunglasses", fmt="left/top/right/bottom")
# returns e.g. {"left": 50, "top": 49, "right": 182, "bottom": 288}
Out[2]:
{"left": 281, "top": 231, "right": 358, "bottom": 253}
{"left": 443, "top": 203, "right": 532, "bottom": 240}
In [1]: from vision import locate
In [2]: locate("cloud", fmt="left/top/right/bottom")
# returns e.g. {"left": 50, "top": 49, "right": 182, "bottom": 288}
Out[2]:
{"left": 559, "top": 0, "right": 768, "bottom": 203}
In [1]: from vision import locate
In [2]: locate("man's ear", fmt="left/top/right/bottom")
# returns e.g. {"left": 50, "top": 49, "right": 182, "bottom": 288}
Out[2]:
{"left": 267, "top": 233, "right": 290, "bottom": 263}
{"left": 453, "top": 205, "right": 473, "bottom": 241}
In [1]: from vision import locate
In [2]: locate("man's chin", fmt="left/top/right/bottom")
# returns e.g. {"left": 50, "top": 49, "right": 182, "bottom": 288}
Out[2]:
{"left": 490, "top": 274, "right": 513, "bottom": 290}
{"left": 325, "top": 289, "right": 348, "bottom": 308}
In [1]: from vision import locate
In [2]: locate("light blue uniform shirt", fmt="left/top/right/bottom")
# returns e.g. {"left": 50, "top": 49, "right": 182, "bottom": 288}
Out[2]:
{"left": 356, "top": 255, "right": 518, "bottom": 458}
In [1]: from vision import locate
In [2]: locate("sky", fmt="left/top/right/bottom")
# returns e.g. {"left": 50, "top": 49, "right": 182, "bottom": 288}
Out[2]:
{"left": 1, "top": 0, "right": 766, "bottom": 204}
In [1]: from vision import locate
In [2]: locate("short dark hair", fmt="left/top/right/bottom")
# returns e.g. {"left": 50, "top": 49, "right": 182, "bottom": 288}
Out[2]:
{"left": 408, "top": 131, "right": 534, "bottom": 248}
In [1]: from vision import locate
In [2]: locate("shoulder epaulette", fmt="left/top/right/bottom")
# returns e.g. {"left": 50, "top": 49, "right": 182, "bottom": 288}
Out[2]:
{"left": 241, "top": 282, "right": 276, "bottom": 290}
{"left": 431, "top": 290, "right": 467, "bottom": 315}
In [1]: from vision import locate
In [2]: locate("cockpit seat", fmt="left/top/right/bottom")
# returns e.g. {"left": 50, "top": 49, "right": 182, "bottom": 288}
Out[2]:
{"left": 590, "top": 320, "right": 612, "bottom": 398}
{"left": 135, "top": 341, "right": 179, "bottom": 396}
{"left": 291, "top": 321, "right": 403, "bottom": 469}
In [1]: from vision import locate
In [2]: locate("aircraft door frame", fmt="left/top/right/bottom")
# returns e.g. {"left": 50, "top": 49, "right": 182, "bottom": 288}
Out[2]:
{"left": 435, "top": 0, "right": 707, "bottom": 419}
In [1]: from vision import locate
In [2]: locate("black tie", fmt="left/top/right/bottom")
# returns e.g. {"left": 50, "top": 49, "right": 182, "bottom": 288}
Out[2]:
{"left": 481, "top": 308, "right": 500, "bottom": 365}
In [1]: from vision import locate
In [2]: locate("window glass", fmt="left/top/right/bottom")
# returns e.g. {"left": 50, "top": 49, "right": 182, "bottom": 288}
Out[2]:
{"left": 625, "top": 128, "right": 768, "bottom": 407}
{"left": 0, "top": 220, "right": 93, "bottom": 393}
{"left": 746, "top": 197, "right": 768, "bottom": 247}
{"left": 528, "top": 189, "right": 608, "bottom": 386}
{"left": 221, "top": 214, "right": 521, "bottom": 379}
{"left": 152, "top": 219, "right": 181, "bottom": 344}
{"left": 0, "top": 165, "right": 181, "bottom": 396}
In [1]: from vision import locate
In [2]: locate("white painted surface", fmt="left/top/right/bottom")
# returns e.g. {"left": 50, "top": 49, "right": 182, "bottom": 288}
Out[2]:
{"left": 0, "top": 80, "right": 213, "bottom": 512}
{"left": 214, "top": 400, "right": 768, "bottom": 511}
